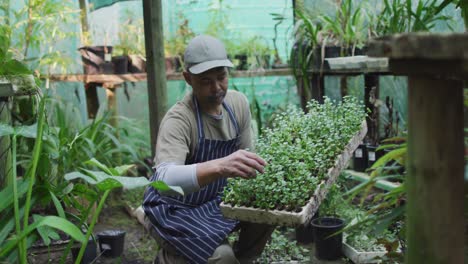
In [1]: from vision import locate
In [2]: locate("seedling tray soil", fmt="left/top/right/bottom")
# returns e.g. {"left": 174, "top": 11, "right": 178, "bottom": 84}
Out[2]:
{"left": 220, "top": 120, "right": 367, "bottom": 227}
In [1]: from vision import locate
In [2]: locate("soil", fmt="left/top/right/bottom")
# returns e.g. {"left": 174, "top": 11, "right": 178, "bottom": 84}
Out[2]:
{"left": 28, "top": 201, "right": 156, "bottom": 264}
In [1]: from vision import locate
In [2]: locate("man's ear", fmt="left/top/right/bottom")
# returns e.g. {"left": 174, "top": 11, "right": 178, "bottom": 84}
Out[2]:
{"left": 183, "top": 71, "right": 192, "bottom": 86}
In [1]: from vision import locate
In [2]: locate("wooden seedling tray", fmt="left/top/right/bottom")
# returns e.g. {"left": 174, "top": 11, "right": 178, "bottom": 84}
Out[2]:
{"left": 220, "top": 121, "right": 368, "bottom": 227}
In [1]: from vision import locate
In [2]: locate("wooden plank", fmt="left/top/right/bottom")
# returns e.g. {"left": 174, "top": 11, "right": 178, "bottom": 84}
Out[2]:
{"left": 367, "top": 33, "right": 468, "bottom": 60}
{"left": 143, "top": 0, "right": 167, "bottom": 157}
{"left": 220, "top": 120, "right": 367, "bottom": 227}
{"left": 46, "top": 68, "right": 294, "bottom": 84}
{"left": 342, "top": 170, "right": 400, "bottom": 191}
{"left": 47, "top": 73, "right": 148, "bottom": 84}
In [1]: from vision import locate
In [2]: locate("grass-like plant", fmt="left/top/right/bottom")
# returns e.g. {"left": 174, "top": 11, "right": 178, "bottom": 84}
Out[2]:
{"left": 223, "top": 96, "right": 365, "bottom": 211}
{"left": 0, "top": 97, "right": 86, "bottom": 263}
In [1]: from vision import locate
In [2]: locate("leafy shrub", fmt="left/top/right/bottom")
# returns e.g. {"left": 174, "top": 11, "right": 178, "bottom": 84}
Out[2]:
{"left": 223, "top": 96, "right": 365, "bottom": 210}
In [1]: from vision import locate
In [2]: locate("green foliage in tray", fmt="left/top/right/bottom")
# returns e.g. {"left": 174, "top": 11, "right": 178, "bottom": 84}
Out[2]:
{"left": 223, "top": 97, "right": 366, "bottom": 211}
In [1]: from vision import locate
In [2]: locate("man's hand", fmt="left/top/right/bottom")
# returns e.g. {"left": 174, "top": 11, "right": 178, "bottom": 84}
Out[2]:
{"left": 196, "top": 150, "right": 267, "bottom": 187}
{"left": 217, "top": 150, "right": 266, "bottom": 179}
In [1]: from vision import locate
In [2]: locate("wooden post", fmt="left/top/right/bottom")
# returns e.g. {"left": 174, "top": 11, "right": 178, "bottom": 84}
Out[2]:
{"left": 368, "top": 33, "right": 467, "bottom": 264}
{"left": 78, "top": 0, "right": 89, "bottom": 36}
{"left": 85, "top": 83, "right": 99, "bottom": 119}
{"left": 407, "top": 77, "right": 463, "bottom": 264}
{"left": 310, "top": 73, "right": 324, "bottom": 104}
{"left": 364, "top": 74, "right": 379, "bottom": 145}
{"left": 143, "top": 0, "right": 167, "bottom": 157}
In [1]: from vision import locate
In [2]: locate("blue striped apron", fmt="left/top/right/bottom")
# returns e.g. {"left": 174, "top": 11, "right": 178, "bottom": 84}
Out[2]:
{"left": 143, "top": 96, "right": 240, "bottom": 263}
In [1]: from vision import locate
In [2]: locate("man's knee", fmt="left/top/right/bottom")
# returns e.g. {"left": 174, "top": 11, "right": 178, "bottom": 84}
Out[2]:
{"left": 208, "top": 243, "right": 239, "bottom": 264}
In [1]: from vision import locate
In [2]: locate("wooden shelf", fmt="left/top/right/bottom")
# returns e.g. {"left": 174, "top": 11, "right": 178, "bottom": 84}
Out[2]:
{"left": 46, "top": 68, "right": 293, "bottom": 86}
{"left": 46, "top": 57, "right": 392, "bottom": 85}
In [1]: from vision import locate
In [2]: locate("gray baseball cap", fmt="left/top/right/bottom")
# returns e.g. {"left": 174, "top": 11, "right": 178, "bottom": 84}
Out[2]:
{"left": 184, "top": 35, "right": 234, "bottom": 74}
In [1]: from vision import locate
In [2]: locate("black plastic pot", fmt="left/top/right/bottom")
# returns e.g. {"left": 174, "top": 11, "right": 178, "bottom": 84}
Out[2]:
{"left": 353, "top": 144, "right": 368, "bottom": 172}
{"left": 311, "top": 217, "right": 345, "bottom": 261}
{"left": 366, "top": 144, "right": 384, "bottom": 168}
{"left": 295, "top": 211, "right": 319, "bottom": 244}
{"left": 234, "top": 54, "right": 248, "bottom": 70}
{"left": 128, "top": 54, "right": 146, "bottom": 73}
{"left": 112, "top": 55, "right": 128, "bottom": 74}
{"left": 72, "top": 238, "right": 98, "bottom": 264}
{"left": 78, "top": 46, "right": 113, "bottom": 75}
{"left": 97, "top": 230, "right": 126, "bottom": 258}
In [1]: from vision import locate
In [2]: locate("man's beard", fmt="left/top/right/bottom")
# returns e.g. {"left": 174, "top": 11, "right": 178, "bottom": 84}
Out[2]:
{"left": 207, "top": 91, "right": 226, "bottom": 104}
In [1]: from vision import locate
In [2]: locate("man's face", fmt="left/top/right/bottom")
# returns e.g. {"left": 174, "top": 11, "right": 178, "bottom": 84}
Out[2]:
{"left": 185, "top": 67, "right": 229, "bottom": 107}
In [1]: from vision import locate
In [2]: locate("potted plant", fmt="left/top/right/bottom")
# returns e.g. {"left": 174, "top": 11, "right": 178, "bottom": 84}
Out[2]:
{"left": 165, "top": 12, "right": 195, "bottom": 73}
{"left": 78, "top": 26, "right": 113, "bottom": 74}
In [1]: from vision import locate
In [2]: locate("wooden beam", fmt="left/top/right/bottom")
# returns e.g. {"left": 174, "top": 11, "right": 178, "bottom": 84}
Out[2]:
{"left": 343, "top": 170, "right": 400, "bottom": 191}
{"left": 46, "top": 68, "right": 294, "bottom": 84}
{"left": 143, "top": 0, "right": 167, "bottom": 157}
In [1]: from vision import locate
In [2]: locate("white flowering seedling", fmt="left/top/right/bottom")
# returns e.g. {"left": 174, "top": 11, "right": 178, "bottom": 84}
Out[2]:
{"left": 223, "top": 96, "right": 366, "bottom": 211}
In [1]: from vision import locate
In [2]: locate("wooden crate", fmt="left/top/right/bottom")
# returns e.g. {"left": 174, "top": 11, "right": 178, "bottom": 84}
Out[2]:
{"left": 220, "top": 121, "right": 368, "bottom": 227}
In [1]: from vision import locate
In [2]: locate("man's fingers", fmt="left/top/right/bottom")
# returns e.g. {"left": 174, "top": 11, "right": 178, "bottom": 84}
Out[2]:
{"left": 240, "top": 150, "right": 267, "bottom": 167}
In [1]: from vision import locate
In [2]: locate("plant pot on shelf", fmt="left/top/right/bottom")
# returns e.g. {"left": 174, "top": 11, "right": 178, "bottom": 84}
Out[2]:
{"left": 127, "top": 54, "right": 146, "bottom": 73}
{"left": 97, "top": 230, "right": 126, "bottom": 258}
{"left": 112, "top": 55, "right": 128, "bottom": 74}
{"left": 291, "top": 41, "right": 343, "bottom": 71}
{"left": 311, "top": 216, "right": 345, "bottom": 261}
{"left": 78, "top": 46, "right": 113, "bottom": 75}
{"left": 353, "top": 143, "right": 368, "bottom": 172}
{"left": 72, "top": 237, "right": 98, "bottom": 264}
{"left": 366, "top": 145, "right": 384, "bottom": 168}
{"left": 234, "top": 54, "right": 248, "bottom": 70}
{"left": 295, "top": 210, "right": 319, "bottom": 244}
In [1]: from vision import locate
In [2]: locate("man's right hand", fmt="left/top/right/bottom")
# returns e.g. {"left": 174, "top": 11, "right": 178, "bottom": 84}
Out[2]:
{"left": 217, "top": 149, "right": 266, "bottom": 179}
{"left": 196, "top": 150, "right": 267, "bottom": 187}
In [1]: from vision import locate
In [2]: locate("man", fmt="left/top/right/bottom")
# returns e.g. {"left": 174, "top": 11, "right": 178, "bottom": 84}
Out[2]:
{"left": 143, "top": 35, "right": 274, "bottom": 264}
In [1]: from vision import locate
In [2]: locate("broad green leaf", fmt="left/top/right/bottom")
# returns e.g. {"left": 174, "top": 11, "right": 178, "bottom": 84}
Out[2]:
{"left": 49, "top": 191, "right": 66, "bottom": 218}
{"left": 84, "top": 158, "right": 113, "bottom": 175}
{"left": 0, "top": 216, "right": 85, "bottom": 257}
{"left": 370, "top": 147, "right": 406, "bottom": 170}
{"left": 0, "top": 123, "right": 14, "bottom": 137}
{"left": 34, "top": 214, "right": 52, "bottom": 246}
{"left": 15, "top": 123, "right": 38, "bottom": 138}
{"left": 65, "top": 170, "right": 183, "bottom": 195}
{"left": 114, "top": 164, "right": 135, "bottom": 176}
{"left": 3, "top": 59, "right": 31, "bottom": 75}
{"left": 0, "top": 178, "right": 29, "bottom": 212}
